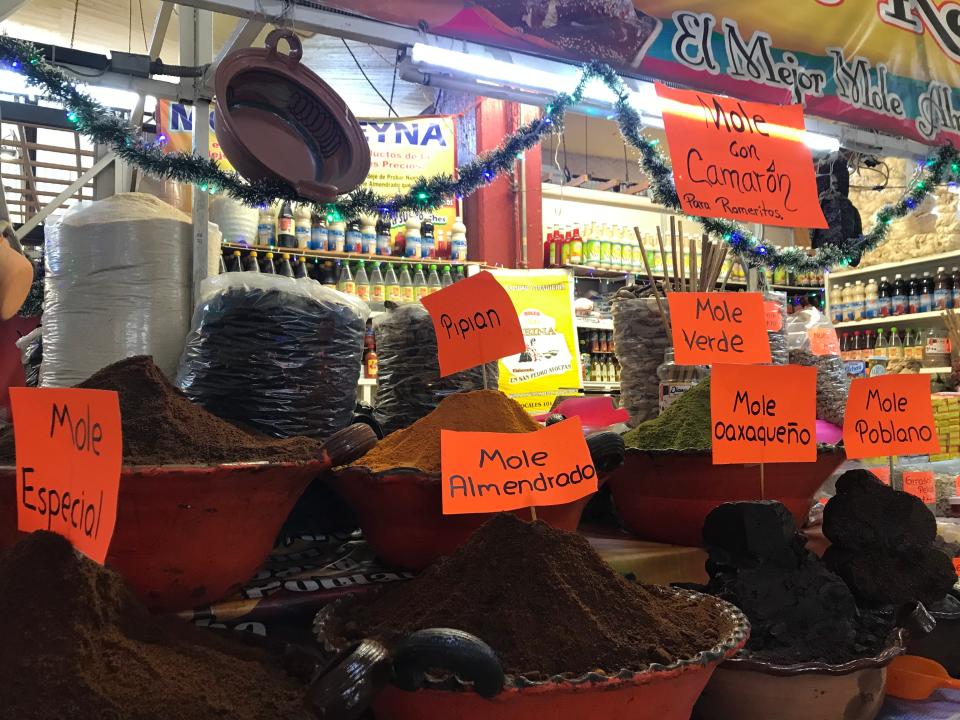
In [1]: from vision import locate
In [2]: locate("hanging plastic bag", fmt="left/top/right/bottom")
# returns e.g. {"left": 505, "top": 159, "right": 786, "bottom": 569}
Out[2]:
{"left": 177, "top": 273, "right": 369, "bottom": 440}
{"left": 786, "top": 306, "right": 848, "bottom": 427}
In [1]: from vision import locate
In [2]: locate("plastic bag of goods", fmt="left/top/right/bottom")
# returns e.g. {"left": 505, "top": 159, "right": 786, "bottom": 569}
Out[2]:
{"left": 177, "top": 272, "right": 369, "bottom": 440}
{"left": 373, "top": 303, "right": 497, "bottom": 435}
{"left": 612, "top": 290, "right": 671, "bottom": 427}
{"left": 765, "top": 290, "right": 788, "bottom": 365}
{"left": 41, "top": 193, "right": 193, "bottom": 387}
{"left": 786, "top": 307, "right": 848, "bottom": 427}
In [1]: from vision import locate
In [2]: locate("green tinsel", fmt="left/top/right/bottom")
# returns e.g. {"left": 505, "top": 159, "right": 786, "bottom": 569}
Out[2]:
{"left": 1, "top": 36, "right": 956, "bottom": 273}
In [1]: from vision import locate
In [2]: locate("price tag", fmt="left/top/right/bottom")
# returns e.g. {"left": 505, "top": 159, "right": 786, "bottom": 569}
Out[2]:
{"left": 843, "top": 376, "right": 940, "bottom": 459}
{"left": 441, "top": 417, "right": 596, "bottom": 514}
{"left": 10, "top": 388, "right": 122, "bottom": 564}
{"left": 808, "top": 327, "right": 841, "bottom": 356}
{"left": 902, "top": 471, "right": 936, "bottom": 505}
{"left": 668, "top": 292, "right": 771, "bottom": 365}
{"left": 655, "top": 83, "right": 827, "bottom": 229}
{"left": 764, "top": 301, "right": 783, "bottom": 332}
{"left": 710, "top": 364, "right": 817, "bottom": 464}
{"left": 421, "top": 270, "right": 525, "bottom": 376}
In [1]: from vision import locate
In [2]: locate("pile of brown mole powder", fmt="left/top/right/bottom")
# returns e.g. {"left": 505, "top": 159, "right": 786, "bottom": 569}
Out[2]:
{"left": 0, "top": 355, "right": 321, "bottom": 465}
{"left": 335, "top": 513, "right": 734, "bottom": 677}
{"left": 0, "top": 531, "right": 308, "bottom": 720}
{"left": 353, "top": 389, "right": 540, "bottom": 472}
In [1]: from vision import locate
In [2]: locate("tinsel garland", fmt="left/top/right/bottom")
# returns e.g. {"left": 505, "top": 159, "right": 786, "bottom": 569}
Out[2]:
{"left": 1, "top": 36, "right": 956, "bottom": 273}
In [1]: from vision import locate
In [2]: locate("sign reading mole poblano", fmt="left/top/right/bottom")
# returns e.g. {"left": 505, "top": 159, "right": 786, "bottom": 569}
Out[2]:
{"left": 10, "top": 388, "right": 122, "bottom": 564}
{"left": 655, "top": 84, "right": 827, "bottom": 229}
{"left": 441, "top": 417, "right": 597, "bottom": 514}
{"left": 843, "top": 375, "right": 940, "bottom": 459}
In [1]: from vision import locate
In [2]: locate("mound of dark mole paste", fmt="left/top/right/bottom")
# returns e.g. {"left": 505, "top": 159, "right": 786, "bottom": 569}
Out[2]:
{"left": 335, "top": 513, "right": 733, "bottom": 678}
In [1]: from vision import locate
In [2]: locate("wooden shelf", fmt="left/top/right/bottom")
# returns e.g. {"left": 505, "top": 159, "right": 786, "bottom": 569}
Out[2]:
{"left": 827, "top": 249, "right": 960, "bottom": 281}
{"left": 565, "top": 265, "right": 820, "bottom": 293}
{"left": 834, "top": 311, "right": 946, "bottom": 329}
{"left": 222, "top": 242, "right": 480, "bottom": 268}
{"left": 576, "top": 317, "right": 614, "bottom": 331}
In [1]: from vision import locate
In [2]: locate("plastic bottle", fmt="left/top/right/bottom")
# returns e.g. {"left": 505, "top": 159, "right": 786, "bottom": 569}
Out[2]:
{"left": 450, "top": 217, "right": 468, "bottom": 262}
{"left": 420, "top": 218, "right": 435, "bottom": 259}
{"left": 924, "top": 327, "right": 952, "bottom": 367}
{"left": 831, "top": 287, "right": 845, "bottom": 325}
{"left": 337, "top": 261, "right": 355, "bottom": 295}
{"left": 360, "top": 215, "right": 377, "bottom": 255}
{"left": 384, "top": 264, "right": 401, "bottom": 303}
{"left": 543, "top": 225, "right": 556, "bottom": 268}
{"left": 874, "top": 328, "right": 887, "bottom": 358}
{"left": 376, "top": 217, "right": 393, "bottom": 256}
{"left": 260, "top": 251, "right": 277, "bottom": 274}
{"left": 907, "top": 273, "right": 921, "bottom": 314}
{"left": 328, "top": 220, "right": 346, "bottom": 252}
{"left": 863, "top": 277, "right": 879, "bottom": 319}
{"left": 294, "top": 256, "right": 309, "bottom": 279}
{"left": 920, "top": 271, "right": 935, "bottom": 313}
{"left": 888, "top": 327, "right": 904, "bottom": 360}
{"left": 345, "top": 221, "right": 363, "bottom": 254}
{"left": 609, "top": 224, "right": 623, "bottom": 271}
{"left": 413, "top": 263, "right": 429, "bottom": 301}
{"left": 294, "top": 205, "right": 311, "bottom": 249}
{"left": 878, "top": 276, "right": 892, "bottom": 318}
{"left": 219, "top": 255, "right": 228, "bottom": 274}
{"left": 368, "top": 262, "right": 385, "bottom": 304}
{"left": 427, "top": 264, "right": 442, "bottom": 295}
{"left": 892, "top": 274, "right": 908, "bottom": 316}
{"left": 559, "top": 228, "right": 572, "bottom": 267}
{"left": 277, "top": 201, "right": 296, "bottom": 248}
{"left": 841, "top": 282, "right": 854, "bottom": 322}
{"left": 309, "top": 211, "right": 327, "bottom": 250}
{"left": 227, "top": 249, "right": 243, "bottom": 273}
{"left": 584, "top": 223, "right": 601, "bottom": 268}
{"left": 320, "top": 260, "right": 337, "bottom": 288}
{"left": 257, "top": 206, "right": 276, "bottom": 246}
{"left": 599, "top": 224, "right": 613, "bottom": 270}
{"left": 399, "top": 264, "right": 414, "bottom": 303}
{"left": 276, "top": 253, "right": 294, "bottom": 278}
{"left": 934, "top": 266, "right": 953, "bottom": 310}
{"left": 404, "top": 218, "right": 421, "bottom": 259}
{"left": 953, "top": 266, "right": 960, "bottom": 309}
{"left": 454, "top": 265, "right": 466, "bottom": 283}
{"left": 243, "top": 250, "right": 260, "bottom": 273}
{"left": 364, "top": 345, "right": 378, "bottom": 379}
{"left": 852, "top": 280, "right": 865, "bottom": 321}
{"left": 354, "top": 261, "right": 370, "bottom": 301}
{"left": 569, "top": 224, "right": 583, "bottom": 265}
{"left": 440, "top": 265, "right": 453, "bottom": 288}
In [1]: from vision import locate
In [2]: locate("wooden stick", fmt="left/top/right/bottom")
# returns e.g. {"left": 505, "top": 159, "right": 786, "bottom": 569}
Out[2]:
{"left": 698, "top": 235, "right": 710, "bottom": 291}
{"left": 656, "top": 226, "right": 672, "bottom": 293}
{"left": 670, "top": 217, "right": 681, "bottom": 293}
{"left": 689, "top": 237, "right": 698, "bottom": 295}
{"left": 720, "top": 257, "right": 737, "bottom": 292}
{"left": 635, "top": 227, "right": 671, "bottom": 334}
{"left": 709, "top": 244, "right": 729, "bottom": 290}
{"left": 530, "top": 506, "right": 538, "bottom": 522}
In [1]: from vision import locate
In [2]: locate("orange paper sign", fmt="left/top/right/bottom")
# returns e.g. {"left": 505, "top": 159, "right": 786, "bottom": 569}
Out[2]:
{"left": 843, "top": 375, "right": 940, "bottom": 459}
{"left": 421, "top": 270, "right": 525, "bottom": 377}
{"left": 808, "top": 327, "right": 841, "bottom": 356}
{"left": 668, "top": 292, "right": 771, "bottom": 365}
{"left": 902, "top": 471, "right": 936, "bottom": 505}
{"left": 710, "top": 364, "right": 817, "bottom": 464}
{"left": 953, "top": 558, "right": 960, "bottom": 577}
{"left": 10, "top": 388, "right": 122, "bottom": 563}
{"left": 440, "top": 417, "right": 596, "bottom": 515}
{"left": 867, "top": 467, "right": 891, "bottom": 486}
{"left": 655, "top": 83, "right": 827, "bottom": 229}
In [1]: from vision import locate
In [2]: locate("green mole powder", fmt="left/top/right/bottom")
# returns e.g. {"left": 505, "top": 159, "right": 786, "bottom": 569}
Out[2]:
{"left": 622, "top": 378, "right": 712, "bottom": 451}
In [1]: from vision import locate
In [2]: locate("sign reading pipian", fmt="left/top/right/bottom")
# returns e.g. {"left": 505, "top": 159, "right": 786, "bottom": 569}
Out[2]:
{"left": 711, "top": 364, "right": 817, "bottom": 464}
{"left": 668, "top": 292, "right": 771, "bottom": 365}
{"left": 421, "top": 270, "right": 525, "bottom": 377}
{"left": 655, "top": 84, "right": 827, "bottom": 229}
{"left": 843, "top": 375, "right": 940, "bottom": 459}
{"left": 10, "top": 388, "right": 122, "bottom": 563}
{"left": 441, "top": 417, "right": 596, "bottom": 514}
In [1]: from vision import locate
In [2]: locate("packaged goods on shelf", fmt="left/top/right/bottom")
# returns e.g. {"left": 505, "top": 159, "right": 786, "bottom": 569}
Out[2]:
{"left": 178, "top": 273, "right": 368, "bottom": 440}
{"left": 932, "top": 394, "right": 960, "bottom": 460}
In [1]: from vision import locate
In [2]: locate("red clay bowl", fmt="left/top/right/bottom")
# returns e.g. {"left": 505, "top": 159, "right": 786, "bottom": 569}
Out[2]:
{"left": 608, "top": 447, "right": 845, "bottom": 547}
{"left": 327, "top": 466, "right": 597, "bottom": 571}
{"left": 311, "top": 586, "right": 750, "bottom": 720}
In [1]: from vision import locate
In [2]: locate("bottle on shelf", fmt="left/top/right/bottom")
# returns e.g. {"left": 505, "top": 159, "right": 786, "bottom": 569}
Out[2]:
{"left": 364, "top": 344, "right": 378, "bottom": 379}
{"left": 609, "top": 224, "right": 623, "bottom": 271}
{"left": 888, "top": 327, "right": 903, "bottom": 360}
{"left": 219, "top": 255, "right": 228, "bottom": 274}
{"left": 320, "top": 260, "right": 337, "bottom": 288}
{"left": 907, "top": 273, "right": 921, "bottom": 314}
{"left": 243, "top": 250, "right": 261, "bottom": 272}
{"left": 863, "top": 277, "right": 879, "bottom": 320}
{"left": 399, "top": 264, "right": 414, "bottom": 303}
{"left": 413, "top": 263, "right": 429, "bottom": 301}
{"left": 440, "top": 265, "right": 453, "bottom": 289}
{"left": 261, "top": 252, "right": 277, "bottom": 274}
{"left": 831, "top": 289, "right": 845, "bottom": 325}
{"left": 369, "top": 262, "right": 386, "bottom": 304}
{"left": 427, "top": 264, "right": 442, "bottom": 295}
{"left": 892, "top": 274, "right": 908, "bottom": 316}
{"left": 420, "top": 218, "right": 435, "bottom": 259}
{"left": 852, "top": 280, "right": 865, "bottom": 321}
{"left": 544, "top": 225, "right": 557, "bottom": 268}
{"left": 277, "top": 253, "right": 294, "bottom": 278}
{"left": 384, "top": 263, "right": 401, "bottom": 303}
{"left": 328, "top": 219, "right": 346, "bottom": 252}
{"left": 454, "top": 265, "right": 466, "bottom": 283}
{"left": 337, "top": 260, "right": 355, "bottom": 295}
{"left": 294, "top": 204, "right": 311, "bottom": 249}
{"left": 874, "top": 328, "right": 887, "bottom": 358}
{"left": 952, "top": 266, "right": 960, "bottom": 309}
{"left": 934, "top": 266, "right": 953, "bottom": 310}
{"left": 560, "top": 227, "right": 573, "bottom": 266}
{"left": 360, "top": 215, "right": 377, "bottom": 255}
{"left": 294, "top": 255, "right": 309, "bottom": 279}
{"left": 345, "top": 220, "right": 363, "bottom": 254}
{"left": 354, "top": 261, "right": 370, "bottom": 301}
{"left": 450, "top": 217, "right": 468, "bottom": 262}
{"left": 227, "top": 249, "right": 243, "bottom": 273}
{"left": 584, "top": 223, "right": 601, "bottom": 268}
{"left": 839, "top": 282, "right": 851, "bottom": 322}
{"left": 310, "top": 210, "right": 327, "bottom": 250}
{"left": 599, "top": 224, "right": 613, "bottom": 270}
{"left": 277, "top": 201, "right": 296, "bottom": 248}
{"left": 376, "top": 216, "right": 393, "bottom": 256}
{"left": 404, "top": 217, "right": 422, "bottom": 259}
{"left": 878, "top": 276, "right": 892, "bottom": 318}
{"left": 569, "top": 224, "right": 583, "bottom": 266}
{"left": 257, "top": 205, "right": 276, "bottom": 246}
{"left": 924, "top": 326, "right": 952, "bottom": 367}
{"left": 920, "top": 271, "right": 934, "bottom": 313}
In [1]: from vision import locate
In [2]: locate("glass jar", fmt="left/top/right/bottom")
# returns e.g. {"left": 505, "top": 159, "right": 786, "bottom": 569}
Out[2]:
{"left": 657, "top": 349, "right": 709, "bottom": 414}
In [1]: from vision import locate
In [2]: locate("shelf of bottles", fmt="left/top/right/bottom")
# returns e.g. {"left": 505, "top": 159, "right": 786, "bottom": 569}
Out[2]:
{"left": 579, "top": 327, "right": 621, "bottom": 388}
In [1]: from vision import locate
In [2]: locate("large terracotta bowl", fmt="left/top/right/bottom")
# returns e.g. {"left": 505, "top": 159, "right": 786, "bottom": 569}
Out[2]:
{"left": 608, "top": 447, "right": 845, "bottom": 547}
